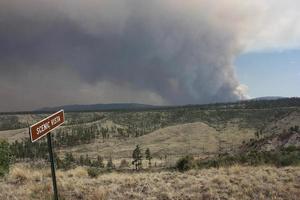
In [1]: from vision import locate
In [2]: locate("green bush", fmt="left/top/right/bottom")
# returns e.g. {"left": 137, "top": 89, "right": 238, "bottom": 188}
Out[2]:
{"left": 58, "top": 152, "right": 76, "bottom": 170}
{"left": 278, "top": 150, "right": 300, "bottom": 166}
{"left": 176, "top": 155, "right": 195, "bottom": 172}
{"left": 0, "top": 140, "right": 10, "bottom": 177}
{"left": 283, "top": 145, "right": 298, "bottom": 152}
{"left": 87, "top": 167, "right": 101, "bottom": 178}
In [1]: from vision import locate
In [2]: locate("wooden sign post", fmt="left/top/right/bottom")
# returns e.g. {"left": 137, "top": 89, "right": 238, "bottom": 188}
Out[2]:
{"left": 29, "top": 110, "right": 65, "bottom": 200}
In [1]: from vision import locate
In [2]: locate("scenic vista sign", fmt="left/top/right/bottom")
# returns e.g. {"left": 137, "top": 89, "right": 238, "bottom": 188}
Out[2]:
{"left": 29, "top": 109, "right": 65, "bottom": 200}
{"left": 29, "top": 110, "right": 65, "bottom": 142}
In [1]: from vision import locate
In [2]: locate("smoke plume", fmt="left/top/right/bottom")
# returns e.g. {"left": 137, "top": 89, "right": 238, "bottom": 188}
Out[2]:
{"left": 0, "top": 0, "right": 298, "bottom": 111}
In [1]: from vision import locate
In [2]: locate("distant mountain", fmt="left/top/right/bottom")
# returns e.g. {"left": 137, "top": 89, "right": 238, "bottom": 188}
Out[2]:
{"left": 37, "top": 103, "right": 158, "bottom": 112}
{"left": 251, "top": 96, "right": 286, "bottom": 101}
{"left": 9, "top": 96, "right": 300, "bottom": 114}
{"left": 241, "top": 97, "right": 300, "bottom": 109}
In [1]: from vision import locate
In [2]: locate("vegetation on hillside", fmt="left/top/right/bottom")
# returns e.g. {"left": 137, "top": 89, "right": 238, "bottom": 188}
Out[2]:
{"left": 196, "top": 146, "right": 300, "bottom": 170}
{"left": 0, "top": 116, "right": 27, "bottom": 131}
{"left": 1, "top": 98, "right": 300, "bottom": 133}
{"left": 0, "top": 140, "right": 11, "bottom": 176}
{"left": 175, "top": 127, "right": 300, "bottom": 171}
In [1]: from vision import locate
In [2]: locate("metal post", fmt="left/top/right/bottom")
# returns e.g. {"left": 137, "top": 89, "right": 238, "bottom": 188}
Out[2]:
{"left": 47, "top": 133, "right": 59, "bottom": 200}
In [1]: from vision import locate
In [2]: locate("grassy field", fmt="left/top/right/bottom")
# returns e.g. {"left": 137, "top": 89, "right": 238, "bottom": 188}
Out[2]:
{"left": 0, "top": 163, "right": 299, "bottom": 200}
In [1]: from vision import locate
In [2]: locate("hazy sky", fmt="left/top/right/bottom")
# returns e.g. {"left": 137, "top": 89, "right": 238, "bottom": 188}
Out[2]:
{"left": 0, "top": 0, "right": 299, "bottom": 112}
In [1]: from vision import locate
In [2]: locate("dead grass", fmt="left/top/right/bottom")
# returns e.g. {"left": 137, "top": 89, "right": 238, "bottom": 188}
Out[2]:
{"left": 0, "top": 163, "right": 299, "bottom": 200}
{"left": 8, "top": 164, "right": 43, "bottom": 184}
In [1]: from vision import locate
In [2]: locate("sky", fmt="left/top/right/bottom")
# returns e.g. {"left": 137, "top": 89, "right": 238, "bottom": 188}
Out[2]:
{"left": 236, "top": 50, "right": 300, "bottom": 98}
{"left": 0, "top": 0, "right": 299, "bottom": 112}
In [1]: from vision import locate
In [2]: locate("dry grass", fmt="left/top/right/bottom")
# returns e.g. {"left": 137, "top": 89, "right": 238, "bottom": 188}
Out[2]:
{"left": 7, "top": 164, "right": 44, "bottom": 184}
{"left": 0, "top": 163, "right": 299, "bottom": 200}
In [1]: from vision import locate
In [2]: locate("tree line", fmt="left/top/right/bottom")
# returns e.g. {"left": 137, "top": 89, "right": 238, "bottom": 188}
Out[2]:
{"left": 2, "top": 138, "right": 154, "bottom": 177}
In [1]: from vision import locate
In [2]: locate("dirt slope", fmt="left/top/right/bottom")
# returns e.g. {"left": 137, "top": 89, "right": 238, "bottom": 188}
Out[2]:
{"left": 240, "top": 130, "right": 300, "bottom": 152}
{"left": 264, "top": 110, "right": 300, "bottom": 135}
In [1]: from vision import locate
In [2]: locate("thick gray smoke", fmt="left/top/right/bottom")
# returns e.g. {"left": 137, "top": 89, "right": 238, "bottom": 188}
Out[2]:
{"left": 0, "top": 0, "right": 259, "bottom": 111}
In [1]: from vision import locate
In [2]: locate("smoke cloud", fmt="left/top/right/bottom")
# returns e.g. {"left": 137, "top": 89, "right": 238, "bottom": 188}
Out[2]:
{"left": 0, "top": 0, "right": 298, "bottom": 111}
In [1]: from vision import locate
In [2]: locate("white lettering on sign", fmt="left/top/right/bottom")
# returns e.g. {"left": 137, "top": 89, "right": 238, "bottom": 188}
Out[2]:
{"left": 36, "top": 122, "right": 50, "bottom": 135}
{"left": 51, "top": 116, "right": 60, "bottom": 126}
{"left": 29, "top": 110, "right": 64, "bottom": 142}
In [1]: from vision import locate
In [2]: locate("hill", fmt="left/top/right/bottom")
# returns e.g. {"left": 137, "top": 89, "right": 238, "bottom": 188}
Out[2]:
{"left": 195, "top": 126, "right": 300, "bottom": 169}
{"left": 37, "top": 103, "right": 158, "bottom": 112}
{"left": 251, "top": 96, "right": 286, "bottom": 101}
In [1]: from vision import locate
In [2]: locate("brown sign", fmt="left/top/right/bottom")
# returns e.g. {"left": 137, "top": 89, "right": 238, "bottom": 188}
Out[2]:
{"left": 29, "top": 110, "right": 65, "bottom": 142}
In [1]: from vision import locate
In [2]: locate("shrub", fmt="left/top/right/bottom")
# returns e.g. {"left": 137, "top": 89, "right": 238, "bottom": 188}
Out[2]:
{"left": 283, "top": 145, "right": 298, "bottom": 152}
{"left": 278, "top": 150, "right": 300, "bottom": 166}
{"left": 87, "top": 167, "right": 100, "bottom": 178}
{"left": 59, "top": 152, "right": 76, "bottom": 170}
{"left": 176, "top": 155, "right": 195, "bottom": 172}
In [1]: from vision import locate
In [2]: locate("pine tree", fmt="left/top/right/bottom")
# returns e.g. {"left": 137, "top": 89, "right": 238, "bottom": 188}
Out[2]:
{"left": 79, "top": 155, "right": 85, "bottom": 166}
{"left": 92, "top": 155, "right": 104, "bottom": 168}
{"left": 84, "top": 154, "right": 92, "bottom": 166}
{"left": 106, "top": 156, "right": 115, "bottom": 169}
{"left": 97, "top": 155, "right": 105, "bottom": 168}
{"left": 255, "top": 131, "right": 259, "bottom": 139}
{"left": 145, "top": 148, "right": 152, "bottom": 168}
{"left": 132, "top": 145, "right": 143, "bottom": 170}
{"left": 62, "top": 152, "right": 75, "bottom": 169}
{"left": 53, "top": 152, "right": 61, "bottom": 169}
